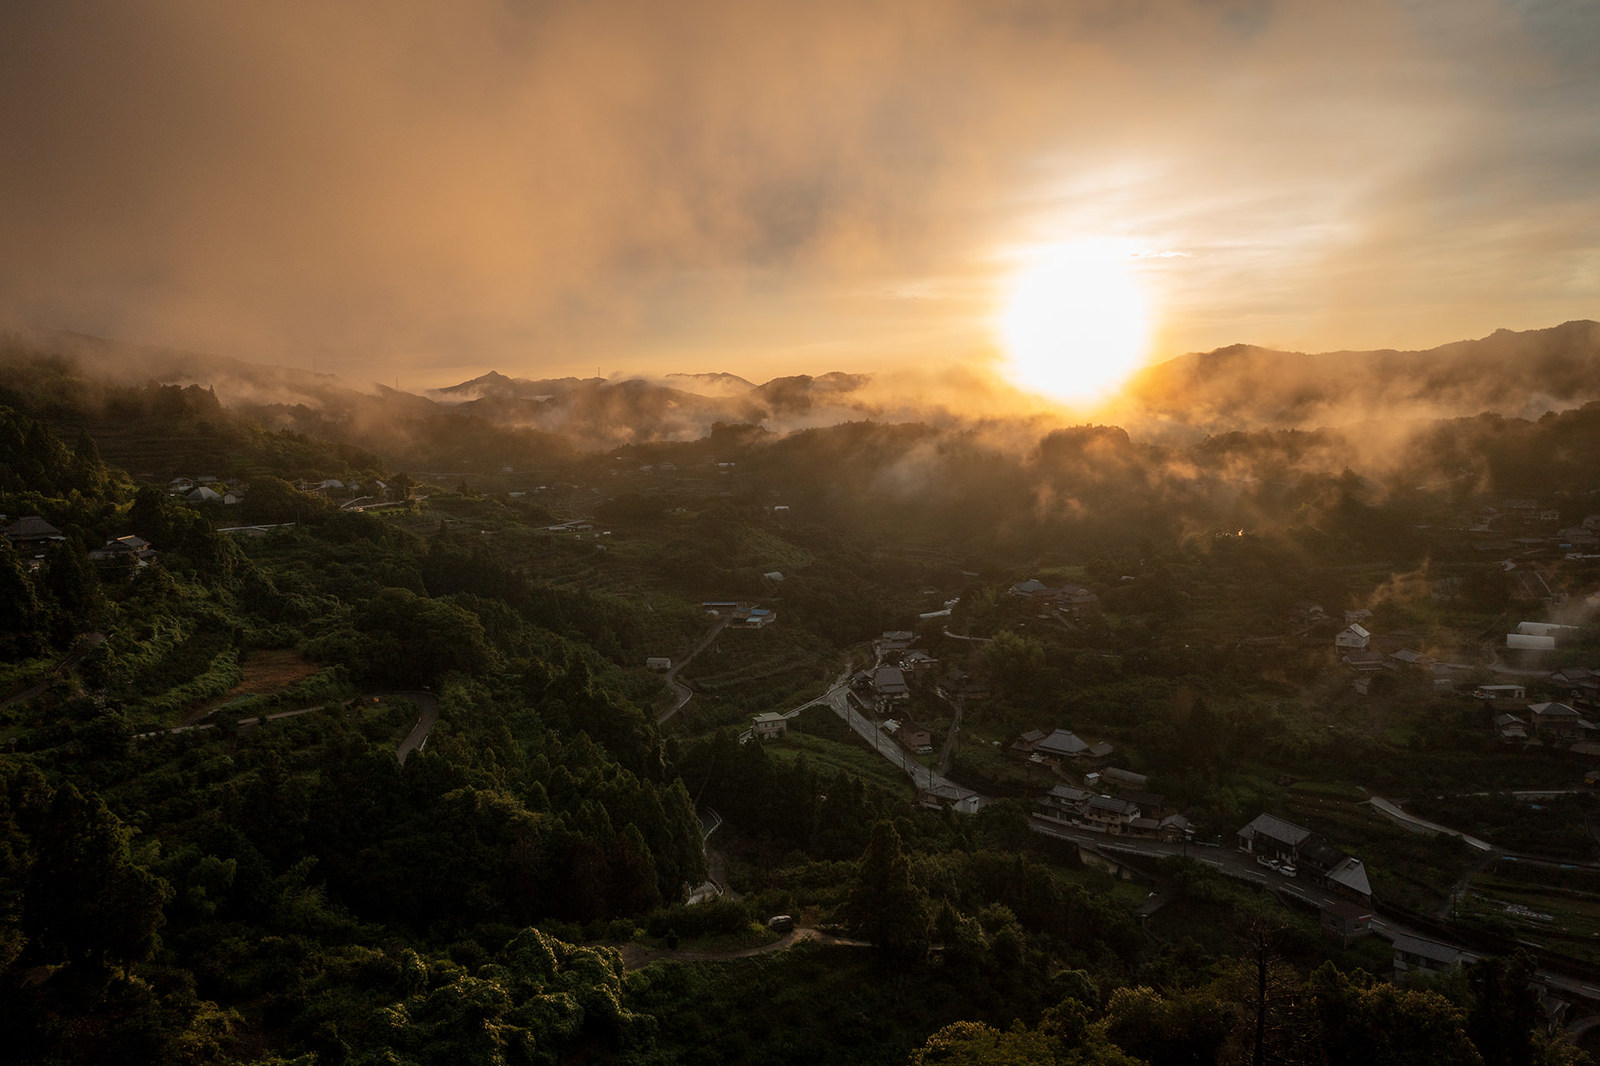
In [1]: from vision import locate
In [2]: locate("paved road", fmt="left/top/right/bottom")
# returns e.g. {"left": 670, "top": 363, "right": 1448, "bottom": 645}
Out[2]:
{"left": 657, "top": 617, "right": 730, "bottom": 725}
{"left": 822, "top": 680, "right": 979, "bottom": 798}
{"left": 1368, "top": 796, "right": 1494, "bottom": 851}
{"left": 394, "top": 691, "right": 441, "bottom": 764}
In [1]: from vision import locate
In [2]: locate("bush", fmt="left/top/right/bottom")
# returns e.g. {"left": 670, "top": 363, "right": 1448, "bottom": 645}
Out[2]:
{"left": 645, "top": 898, "right": 752, "bottom": 940}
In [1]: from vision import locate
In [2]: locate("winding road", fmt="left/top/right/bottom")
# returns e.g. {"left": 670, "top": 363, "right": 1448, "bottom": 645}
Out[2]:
{"left": 656, "top": 617, "right": 730, "bottom": 725}
{"left": 616, "top": 927, "right": 868, "bottom": 971}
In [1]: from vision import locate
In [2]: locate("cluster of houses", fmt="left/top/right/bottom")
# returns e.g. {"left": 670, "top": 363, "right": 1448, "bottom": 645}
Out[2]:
{"left": 3, "top": 515, "right": 157, "bottom": 571}
{"left": 1489, "top": 699, "right": 1598, "bottom": 748}
{"left": 1036, "top": 774, "right": 1193, "bottom": 843}
{"left": 167, "top": 475, "right": 244, "bottom": 506}
{"left": 1235, "top": 812, "right": 1373, "bottom": 899}
{"left": 699, "top": 601, "right": 777, "bottom": 628}
{"left": 1012, "top": 727, "right": 1114, "bottom": 767}
{"left": 1008, "top": 577, "right": 1099, "bottom": 612}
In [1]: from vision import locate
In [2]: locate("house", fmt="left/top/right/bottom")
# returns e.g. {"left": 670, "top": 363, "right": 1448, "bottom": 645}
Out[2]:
{"left": 896, "top": 722, "right": 934, "bottom": 754}
{"left": 936, "top": 670, "right": 989, "bottom": 701}
{"left": 2, "top": 515, "right": 66, "bottom": 551}
{"left": 1010, "top": 729, "right": 1048, "bottom": 757}
{"left": 1158, "top": 814, "right": 1194, "bottom": 842}
{"left": 1475, "top": 683, "right": 1527, "bottom": 700}
{"left": 187, "top": 486, "right": 223, "bottom": 503}
{"left": 1031, "top": 729, "right": 1090, "bottom": 764}
{"left": 1115, "top": 790, "right": 1167, "bottom": 819}
{"left": 762, "top": 571, "right": 784, "bottom": 582}
{"left": 1054, "top": 584, "right": 1099, "bottom": 609}
{"left": 1296, "top": 837, "right": 1374, "bottom": 899}
{"left": 1321, "top": 901, "right": 1374, "bottom": 943}
{"left": 1393, "top": 934, "right": 1477, "bottom": 978}
{"left": 1529, "top": 702, "right": 1589, "bottom": 742}
{"left": 1010, "top": 578, "right": 1051, "bottom": 597}
{"left": 750, "top": 712, "right": 788, "bottom": 740}
{"left": 1389, "top": 649, "right": 1435, "bottom": 669}
{"left": 1495, "top": 713, "right": 1528, "bottom": 741}
{"left": 736, "top": 607, "right": 776, "bottom": 628}
{"left": 1344, "top": 608, "right": 1373, "bottom": 625}
{"left": 872, "top": 665, "right": 910, "bottom": 701}
{"left": 1080, "top": 795, "right": 1139, "bottom": 834}
{"left": 1237, "top": 813, "right": 1312, "bottom": 862}
{"left": 1507, "top": 633, "right": 1557, "bottom": 652}
{"left": 1334, "top": 624, "right": 1371, "bottom": 650}
{"left": 88, "top": 535, "right": 157, "bottom": 567}
{"left": 919, "top": 784, "right": 980, "bottom": 815}
{"left": 1037, "top": 784, "right": 1090, "bottom": 822}
{"left": 645, "top": 657, "right": 672, "bottom": 671}
{"left": 167, "top": 476, "right": 195, "bottom": 492}
{"left": 879, "top": 630, "right": 916, "bottom": 651}
{"left": 1340, "top": 649, "right": 1385, "bottom": 672}
{"left": 900, "top": 650, "right": 939, "bottom": 673}
{"left": 1551, "top": 667, "right": 1600, "bottom": 707}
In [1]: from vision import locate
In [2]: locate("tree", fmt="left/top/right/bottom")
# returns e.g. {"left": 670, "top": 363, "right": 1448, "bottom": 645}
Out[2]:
{"left": 1466, "top": 953, "right": 1540, "bottom": 1066}
{"left": 842, "top": 821, "right": 929, "bottom": 962}
{"left": 23, "top": 783, "right": 171, "bottom": 967}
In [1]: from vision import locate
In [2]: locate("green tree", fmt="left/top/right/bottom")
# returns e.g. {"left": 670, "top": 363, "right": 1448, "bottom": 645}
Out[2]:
{"left": 1466, "top": 953, "right": 1540, "bottom": 1066}
{"left": 23, "top": 783, "right": 171, "bottom": 967}
{"left": 842, "top": 821, "right": 929, "bottom": 962}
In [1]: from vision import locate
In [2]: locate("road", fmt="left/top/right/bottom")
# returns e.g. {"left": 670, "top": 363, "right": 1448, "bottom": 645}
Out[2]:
{"left": 1028, "top": 816, "right": 1600, "bottom": 1007}
{"left": 1368, "top": 796, "right": 1494, "bottom": 851}
{"left": 393, "top": 690, "right": 441, "bottom": 764}
{"left": 819, "top": 679, "right": 978, "bottom": 798}
{"left": 616, "top": 927, "right": 868, "bottom": 971}
{"left": 132, "top": 690, "right": 443, "bottom": 767}
{"left": 656, "top": 617, "right": 729, "bottom": 725}
{"left": 0, "top": 631, "right": 106, "bottom": 709}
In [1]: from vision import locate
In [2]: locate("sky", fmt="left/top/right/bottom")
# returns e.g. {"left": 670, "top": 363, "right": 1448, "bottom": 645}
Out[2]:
{"left": 0, "top": 0, "right": 1596, "bottom": 391}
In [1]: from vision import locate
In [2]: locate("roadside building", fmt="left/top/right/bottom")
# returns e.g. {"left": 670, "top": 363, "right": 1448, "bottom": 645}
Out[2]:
{"left": 1392, "top": 934, "right": 1477, "bottom": 979}
{"left": 918, "top": 784, "right": 980, "bottom": 815}
{"left": 1321, "top": 901, "right": 1374, "bottom": 944}
{"left": 750, "top": 712, "right": 788, "bottom": 740}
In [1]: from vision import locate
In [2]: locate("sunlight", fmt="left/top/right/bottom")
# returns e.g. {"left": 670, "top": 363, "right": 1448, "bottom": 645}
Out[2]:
{"left": 997, "top": 240, "right": 1153, "bottom": 405}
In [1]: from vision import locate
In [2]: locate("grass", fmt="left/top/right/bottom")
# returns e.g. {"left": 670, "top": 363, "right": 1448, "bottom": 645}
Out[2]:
{"left": 1458, "top": 870, "right": 1600, "bottom": 964}
{"left": 763, "top": 729, "right": 917, "bottom": 798}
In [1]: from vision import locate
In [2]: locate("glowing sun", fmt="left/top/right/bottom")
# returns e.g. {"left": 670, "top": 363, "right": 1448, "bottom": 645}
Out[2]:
{"left": 997, "top": 240, "right": 1152, "bottom": 405}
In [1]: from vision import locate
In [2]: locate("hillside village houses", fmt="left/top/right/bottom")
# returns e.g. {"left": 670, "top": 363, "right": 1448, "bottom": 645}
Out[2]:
{"left": 1035, "top": 782, "right": 1192, "bottom": 842}
{"left": 2, "top": 515, "right": 67, "bottom": 561}
{"left": 1008, "top": 577, "right": 1100, "bottom": 612}
{"left": 1011, "top": 727, "right": 1114, "bottom": 767}
{"left": 1236, "top": 813, "right": 1372, "bottom": 900}
{"left": 1334, "top": 623, "right": 1370, "bottom": 650}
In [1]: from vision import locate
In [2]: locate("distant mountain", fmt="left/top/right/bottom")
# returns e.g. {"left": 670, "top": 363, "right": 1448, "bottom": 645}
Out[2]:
{"left": 1122, "top": 320, "right": 1600, "bottom": 432}
{"left": 10, "top": 321, "right": 1600, "bottom": 461}
{"left": 423, "top": 368, "right": 885, "bottom": 448}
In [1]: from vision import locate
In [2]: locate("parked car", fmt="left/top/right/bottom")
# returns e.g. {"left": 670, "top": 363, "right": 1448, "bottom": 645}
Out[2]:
{"left": 767, "top": 915, "right": 795, "bottom": 933}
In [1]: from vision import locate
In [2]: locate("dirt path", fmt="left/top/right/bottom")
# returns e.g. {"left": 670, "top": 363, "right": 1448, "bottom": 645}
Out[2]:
{"left": 615, "top": 927, "right": 869, "bottom": 971}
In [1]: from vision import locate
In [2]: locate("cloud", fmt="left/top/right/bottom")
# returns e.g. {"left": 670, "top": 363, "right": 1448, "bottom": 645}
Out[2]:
{"left": 0, "top": 0, "right": 1595, "bottom": 386}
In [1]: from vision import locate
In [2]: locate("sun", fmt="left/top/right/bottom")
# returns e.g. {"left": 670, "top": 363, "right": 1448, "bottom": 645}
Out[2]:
{"left": 997, "top": 240, "right": 1153, "bottom": 405}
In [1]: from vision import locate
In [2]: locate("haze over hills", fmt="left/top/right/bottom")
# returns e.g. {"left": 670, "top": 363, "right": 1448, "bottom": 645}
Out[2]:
{"left": 1119, "top": 320, "right": 1600, "bottom": 434}
{"left": 5, "top": 321, "right": 1600, "bottom": 457}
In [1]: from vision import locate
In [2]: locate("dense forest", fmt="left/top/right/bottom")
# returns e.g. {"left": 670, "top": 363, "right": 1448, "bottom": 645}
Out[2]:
{"left": 4, "top": 347, "right": 1600, "bottom": 1064}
